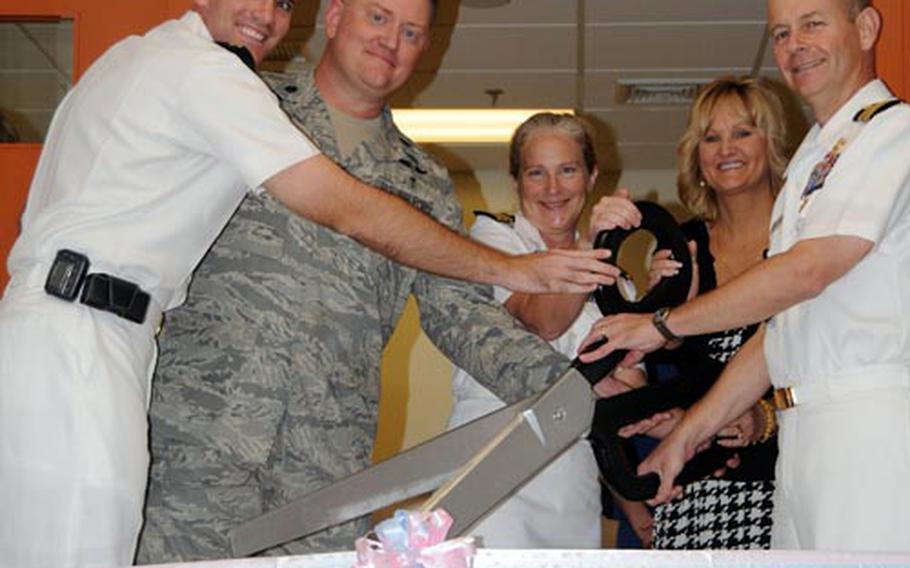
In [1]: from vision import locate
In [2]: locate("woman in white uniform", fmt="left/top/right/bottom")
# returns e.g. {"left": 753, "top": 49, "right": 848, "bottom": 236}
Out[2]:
{"left": 448, "top": 112, "right": 643, "bottom": 548}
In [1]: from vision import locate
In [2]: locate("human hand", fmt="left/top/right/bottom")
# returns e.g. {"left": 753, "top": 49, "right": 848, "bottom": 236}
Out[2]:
{"left": 503, "top": 248, "right": 619, "bottom": 294}
{"left": 618, "top": 407, "right": 684, "bottom": 439}
{"left": 626, "top": 505, "right": 654, "bottom": 549}
{"left": 647, "top": 241, "right": 698, "bottom": 299}
{"left": 709, "top": 453, "right": 742, "bottom": 478}
{"left": 577, "top": 313, "right": 665, "bottom": 364}
{"left": 638, "top": 436, "right": 688, "bottom": 507}
{"left": 702, "top": 406, "right": 755, "bottom": 478}
{"left": 592, "top": 365, "right": 647, "bottom": 398}
{"left": 716, "top": 404, "right": 761, "bottom": 448}
{"left": 592, "top": 374, "right": 634, "bottom": 398}
{"left": 586, "top": 188, "right": 641, "bottom": 244}
{"left": 637, "top": 430, "right": 694, "bottom": 506}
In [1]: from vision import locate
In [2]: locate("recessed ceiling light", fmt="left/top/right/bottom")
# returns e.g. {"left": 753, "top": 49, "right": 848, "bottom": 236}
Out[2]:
{"left": 390, "top": 108, "right": 573, "bottom": 144}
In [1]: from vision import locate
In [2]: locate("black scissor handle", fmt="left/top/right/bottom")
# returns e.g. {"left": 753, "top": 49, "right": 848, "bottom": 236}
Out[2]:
{"left": 573, "top": 200, "right": 691, "bottom": 388}
{"left": 569, "top": 338, "right": 625, "bottom": 386}
{"left": 593, "top": 200, "right": 692, "bottom": 315}
{"left": 579, "top": 200, "right": 730, "bottom": 501}
{"left": 587, "top": 382, "right": 734, "bottom": 501}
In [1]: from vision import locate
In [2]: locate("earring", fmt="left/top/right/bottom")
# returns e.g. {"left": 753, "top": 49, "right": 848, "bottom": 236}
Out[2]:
{"left": 698, "top": 179, "right": 707, "bottom": 188}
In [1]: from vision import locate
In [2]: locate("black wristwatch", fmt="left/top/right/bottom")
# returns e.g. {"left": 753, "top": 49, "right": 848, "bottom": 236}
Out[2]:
{"left": 652, "top": 307, "right": 683, "bottom": 342}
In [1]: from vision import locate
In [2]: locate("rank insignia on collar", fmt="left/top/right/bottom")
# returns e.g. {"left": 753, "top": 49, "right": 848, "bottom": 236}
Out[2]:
{"left": 853, "top": 99, "right": 901, "bottom": 123}
{"left": 799, "top": 137, "right": 846, "bottom": 213}
{"left": 473, "top": 210, "right": 515, "bottom": 226}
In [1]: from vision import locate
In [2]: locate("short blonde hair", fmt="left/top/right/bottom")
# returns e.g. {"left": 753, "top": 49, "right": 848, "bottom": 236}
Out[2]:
{"left": 677, "top": 76, "right": 787, "bottom": 221}
{"left": 508, "top": 112, "right": 597, "bottom": 179}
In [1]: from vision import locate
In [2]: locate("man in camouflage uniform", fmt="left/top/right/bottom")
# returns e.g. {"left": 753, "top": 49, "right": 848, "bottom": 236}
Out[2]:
{"left": 137, "top": 0, "right": 575, "bottom": 562}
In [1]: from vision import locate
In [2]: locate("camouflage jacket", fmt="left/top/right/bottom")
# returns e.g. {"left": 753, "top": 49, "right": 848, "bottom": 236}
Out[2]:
{"left": 146, "top": 66, "right": 568, "bottom": 552}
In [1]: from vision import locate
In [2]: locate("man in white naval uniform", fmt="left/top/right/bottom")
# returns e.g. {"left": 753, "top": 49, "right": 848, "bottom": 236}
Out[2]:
{"left": 0, "top": 0, "right": 614, "bottom": 566}
{"left": 584, "top": 0, "right": 910, "bottom": 551}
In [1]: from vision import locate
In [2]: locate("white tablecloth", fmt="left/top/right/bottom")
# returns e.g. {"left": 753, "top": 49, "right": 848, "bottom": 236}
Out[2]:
{"left": 144, "top": 549, "right": 910, "bottom": 568}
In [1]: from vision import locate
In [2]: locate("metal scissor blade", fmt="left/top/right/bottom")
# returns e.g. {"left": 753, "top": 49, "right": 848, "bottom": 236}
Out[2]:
{"left": 230, "top": 394, "right": 537, "bottom": 556}
{"left": 421, "top": 367, "right": 596, "bottom": 538}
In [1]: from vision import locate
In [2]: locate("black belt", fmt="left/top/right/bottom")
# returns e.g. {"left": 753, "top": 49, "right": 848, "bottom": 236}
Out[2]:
{"left": 44, "top": 249, "right": 151, "bottom": 324}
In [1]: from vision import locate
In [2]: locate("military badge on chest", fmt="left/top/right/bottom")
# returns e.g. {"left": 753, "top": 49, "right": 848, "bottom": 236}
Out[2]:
{"left": 797, "top": 99, "right": 903, "bottom": 217}
{"left": 799, "top": 137, "right": 845, "bottom": 215}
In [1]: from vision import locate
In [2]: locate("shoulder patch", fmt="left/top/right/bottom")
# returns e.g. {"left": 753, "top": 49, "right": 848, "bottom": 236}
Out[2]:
{"left": 259, "top": 71, "right": 300, "bottom": 100}
{"left": 853, "top": 99, "right": 903, "bottom": 123}
{"left": 474, "top": 211, "right": 515, "bottom": 226}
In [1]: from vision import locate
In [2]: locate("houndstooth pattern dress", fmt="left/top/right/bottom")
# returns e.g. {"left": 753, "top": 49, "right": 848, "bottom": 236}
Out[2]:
{"left": 650, "top": 219, "right": 776, "bottom": 550}
{"left": 653, "top": 479, "right": 774, "bottom": 549}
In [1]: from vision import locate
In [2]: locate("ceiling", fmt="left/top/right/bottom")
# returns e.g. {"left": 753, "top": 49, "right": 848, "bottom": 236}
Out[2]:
{"left": 0, "top": 1, "right": 803, "bottom": 173}
{"left": 269, "top": 0, "right": 796, "bottom": 173}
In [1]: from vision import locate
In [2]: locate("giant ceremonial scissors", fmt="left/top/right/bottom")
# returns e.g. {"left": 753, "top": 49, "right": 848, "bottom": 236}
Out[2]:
{"left": 231, "top": 202, "right": 730, "bottom": 556}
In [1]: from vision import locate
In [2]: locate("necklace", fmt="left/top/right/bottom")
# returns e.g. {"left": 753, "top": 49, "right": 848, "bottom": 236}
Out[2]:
{"left": 709, "top": 225, "right": 768, "bottom": 286}
{"left": 709, "top": 233, "right": 768, "bottom": 285}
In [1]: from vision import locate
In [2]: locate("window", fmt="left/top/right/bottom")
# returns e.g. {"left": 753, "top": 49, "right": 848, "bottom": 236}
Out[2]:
{"left": 0, "top": 18, "right": 72, "bottom": 142}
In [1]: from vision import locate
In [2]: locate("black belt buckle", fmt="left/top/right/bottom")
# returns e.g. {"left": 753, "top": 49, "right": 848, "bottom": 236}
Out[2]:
{"left": 45, "top": 249, "right": 151, "bottom": 324}
{"left": 45, "top": 249, "right": 90, "bottom": 301}
{"left": 81, "top": 273, "right": 150, "bottom": 324}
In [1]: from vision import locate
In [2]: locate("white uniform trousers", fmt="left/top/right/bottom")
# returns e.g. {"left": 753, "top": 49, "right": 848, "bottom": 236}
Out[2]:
{"left": 0, "top": 274, "right": 158, "bottom": 567}
{"left": 771, "top": 366, "right": 910, "bottom": 552}
{"left": 449, "top": 379, "right": 602, "bottom": 549}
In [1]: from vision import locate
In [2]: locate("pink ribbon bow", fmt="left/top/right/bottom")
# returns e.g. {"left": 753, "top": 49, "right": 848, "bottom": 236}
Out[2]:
{"left": 354, "top": 509, "right": 476, "bottom": 568}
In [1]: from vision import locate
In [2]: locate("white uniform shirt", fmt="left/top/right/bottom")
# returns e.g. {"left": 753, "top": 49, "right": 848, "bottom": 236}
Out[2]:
{"left": 8, "top": 11, "right": 318, "bottom": 311}
{"left": 450, "top": 210, "right": 600, "bottom": 411}
{"left": 467, "top": 211, "right": 638, "bottom": 358}
{"left": 448, "top": 211, "right": 602, "bottom": 549}
{"left": 461, "top": 212, "right": 600, "bottom": 362}
{"left": 764, "top": 80, "right": 910, "bottom": 386}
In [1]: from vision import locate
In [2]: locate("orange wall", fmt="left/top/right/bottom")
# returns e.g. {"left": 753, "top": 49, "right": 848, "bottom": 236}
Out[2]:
{"left": 0, "top": 0, "right": 182, "bottom": 76}
{"left": 0, "top": 0, "right": 183, "bottom": 288}
{"left": 876, "top": 0, "right": 909, "bottom": 99}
